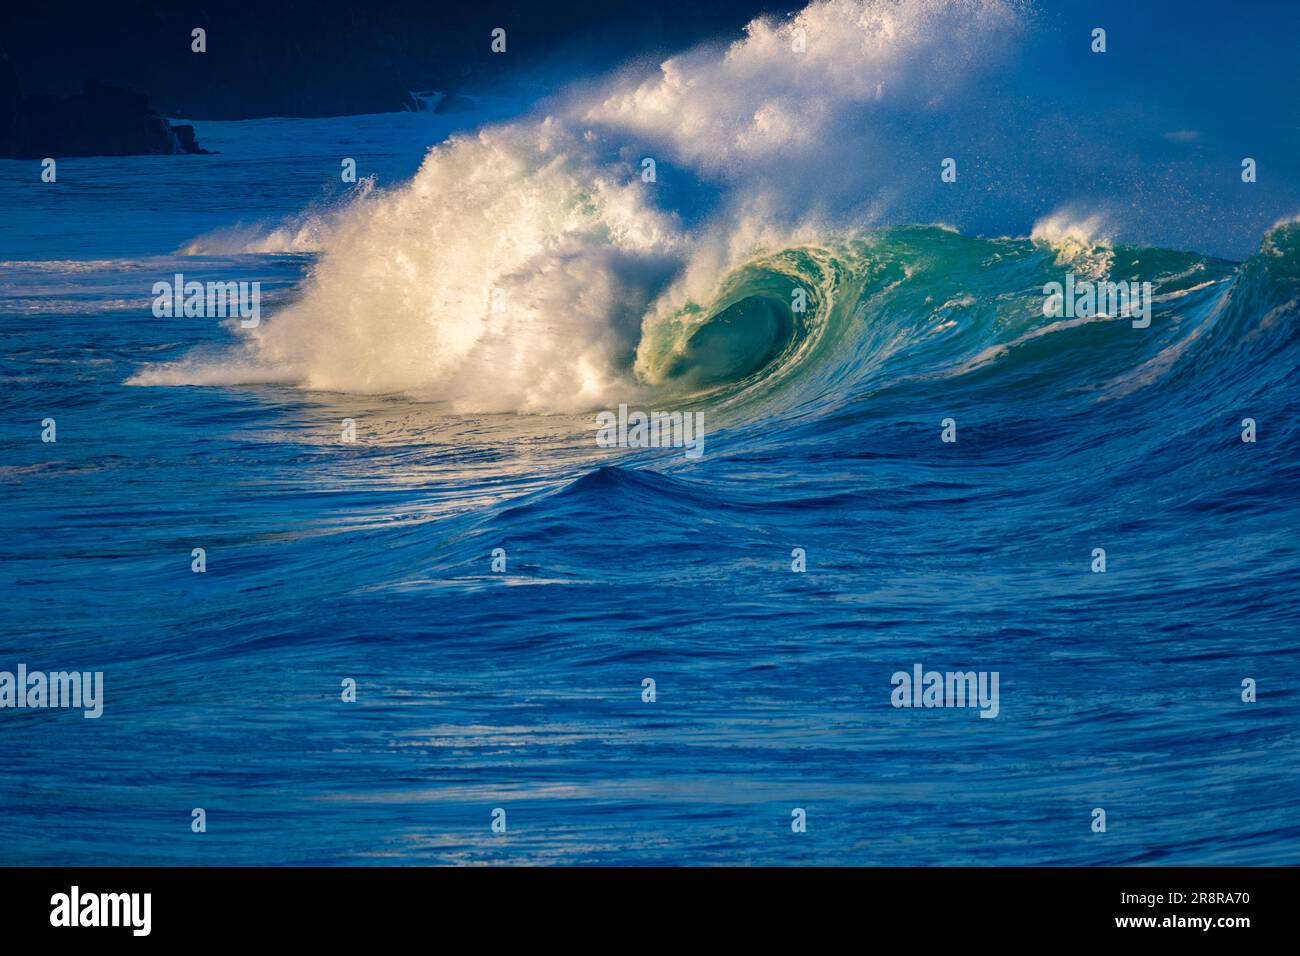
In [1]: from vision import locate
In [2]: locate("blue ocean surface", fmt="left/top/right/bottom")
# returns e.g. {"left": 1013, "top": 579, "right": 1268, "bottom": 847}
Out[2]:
{"left": 2, "top": 1, "right": 1300, "bottom": 866}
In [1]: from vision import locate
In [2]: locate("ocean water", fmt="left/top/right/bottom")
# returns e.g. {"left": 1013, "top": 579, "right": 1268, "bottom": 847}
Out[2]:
{"left": 2, "top": 0, "right": 1299, "bottom": 865}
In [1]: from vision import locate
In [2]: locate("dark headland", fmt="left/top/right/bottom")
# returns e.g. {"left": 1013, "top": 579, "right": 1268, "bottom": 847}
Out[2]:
{"left": 2, "top": 0, "right": 797, "bottom": 159}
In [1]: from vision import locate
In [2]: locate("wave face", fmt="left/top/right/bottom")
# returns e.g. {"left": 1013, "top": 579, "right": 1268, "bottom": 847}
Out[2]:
{"left": 627, "top": 218, "right": 1300, "bottom": 492}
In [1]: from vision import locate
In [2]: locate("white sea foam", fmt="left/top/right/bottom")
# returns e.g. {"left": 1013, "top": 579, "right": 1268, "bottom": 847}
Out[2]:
{"left": 1030, "top": 209, "right": 1115, "bottom": 281}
